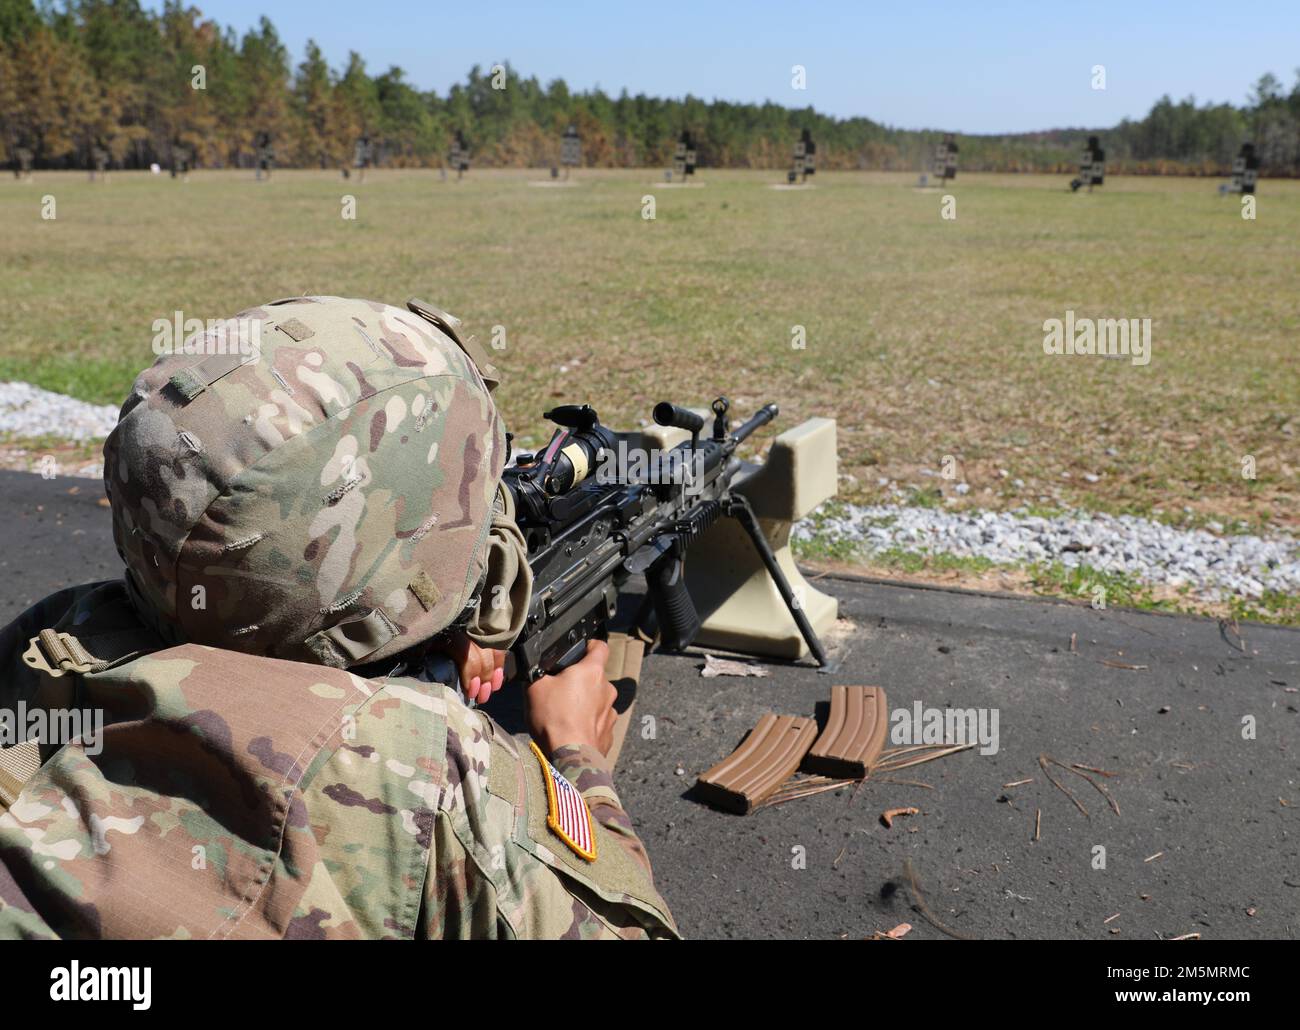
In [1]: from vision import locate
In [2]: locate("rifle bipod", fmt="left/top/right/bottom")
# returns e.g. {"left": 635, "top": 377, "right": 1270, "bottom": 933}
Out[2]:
{"left": 722, "top": 494, "right": 828, "bottom": 667}
{"left": 632, "top": 494, "right": 829, "bottom": 668}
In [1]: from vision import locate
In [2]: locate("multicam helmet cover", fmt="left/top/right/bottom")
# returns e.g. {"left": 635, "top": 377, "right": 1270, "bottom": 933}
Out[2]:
{"left": 105, "top": 296, "right": 508, "bottom": 668}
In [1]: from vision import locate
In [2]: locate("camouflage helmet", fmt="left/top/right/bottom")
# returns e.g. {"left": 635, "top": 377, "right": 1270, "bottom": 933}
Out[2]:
{"left": 104, "top": 295, "right": 510, "bottom": 668}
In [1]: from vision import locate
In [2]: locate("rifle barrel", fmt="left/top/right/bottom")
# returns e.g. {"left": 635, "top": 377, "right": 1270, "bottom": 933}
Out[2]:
{"left": 731, "top": 403, "right": 779, "bottom": 444}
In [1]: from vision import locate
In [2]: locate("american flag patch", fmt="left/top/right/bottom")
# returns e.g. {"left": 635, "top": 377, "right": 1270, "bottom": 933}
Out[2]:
{"left": 529, "top": 741, "right": 597, "bottom": 862}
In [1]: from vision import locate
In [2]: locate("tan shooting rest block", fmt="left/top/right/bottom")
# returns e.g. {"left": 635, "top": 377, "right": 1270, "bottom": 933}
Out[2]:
{"left": 641, "top": 415, "right": 838, "bottom": 660}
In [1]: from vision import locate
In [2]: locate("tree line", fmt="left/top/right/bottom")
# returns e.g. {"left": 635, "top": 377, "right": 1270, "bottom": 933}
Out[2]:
{"left": 3, "top": 0, "right": 1298, "bottom": 176}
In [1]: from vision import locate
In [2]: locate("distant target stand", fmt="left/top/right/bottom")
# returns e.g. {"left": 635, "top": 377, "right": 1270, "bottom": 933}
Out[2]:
{"left": 254, "top": 131, "right": 274, "bottom": 182}
{"left": 446, "top": 131, "right": 470, "bottom": 180}
{"left": 789, "top": 129, "right": 816, "bottom": 184}
{"left": 666, "top": 130, "right": 698, "bottom": 185}
{"left": 1069, "top": 136, "right": 1105, "bottom": 192}
{"left": 771, "top": 129, "right": 816, "bottom": 189}
{"left": 1219, "top": 142, "right": 1259, "bottom": 196}
{"left": 346, "top": 135, "right": 375, "bottom": 182}
{"left": 9, "top": 146, "right": 33, "bottom": 181}
{"left": 916, "top": 133, "right": 957, "bottom": 189}
{"left": 558, "top": 124, "right": 581, "bottom": 177}
{"left": 932, "top": 133, "right": 957, "bottom": 184}
{"left": 535, "top": 125, "right": 583, "bottom": 187}
{"left": 170, "top": 139, "right": 192, "bottom": 181}
{"left": 89, "top": 141, "right": 110, "bottom": 183}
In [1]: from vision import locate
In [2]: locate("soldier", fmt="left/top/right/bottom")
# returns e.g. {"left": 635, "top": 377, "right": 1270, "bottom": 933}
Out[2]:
{"left": 0, "top": 296, "right": 678, "bottom": 940}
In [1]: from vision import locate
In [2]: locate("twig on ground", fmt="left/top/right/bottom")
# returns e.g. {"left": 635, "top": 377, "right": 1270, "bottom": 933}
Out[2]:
{"left": 760, "top": 777, "right": 856, "bottom": 808}
{"left": 875, "top": 743, "right": 974, "bottom": 773}
{"left": 1219, "top": 617, "right": 1246, "bottom": 654}
{"left": 881, "top": 806, "right": 920, "bottom": 828}
{"left": 1041, "top": 754, "right": 1120, "bottom": 816}
{"left": 1039, "top": 753, "right": 1089, "bottom": 817}
{"left": 903, "top": 859, "right": 974, "bottom": 941}
{"left": 1066, "top": 765, "right": 1121, "bottom": 816}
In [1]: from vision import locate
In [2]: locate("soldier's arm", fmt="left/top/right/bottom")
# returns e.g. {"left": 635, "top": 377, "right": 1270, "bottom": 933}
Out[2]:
{"left": 525, "top": 640, "right": 660, "bottom": 883}
{"left": 549, "top": 743, "right": 655, "bottom": 878}
{"left": 423, "top": 681, "right": 676, "bottom": 939}
{"left": 424, "top": 633, "right": 653, "bottom": 875}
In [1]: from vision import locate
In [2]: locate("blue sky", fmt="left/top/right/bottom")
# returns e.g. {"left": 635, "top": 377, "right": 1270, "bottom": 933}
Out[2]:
{"left": 166, "top": 1, "right": 1300, "bottom": 133}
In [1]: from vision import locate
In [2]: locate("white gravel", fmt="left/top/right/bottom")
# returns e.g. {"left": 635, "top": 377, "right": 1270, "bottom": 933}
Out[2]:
{"left": 796, "top": 502, "right": 1300, "bottom": 601}
{"left": 0, "top": 382, "right": 119, "bottom": 441}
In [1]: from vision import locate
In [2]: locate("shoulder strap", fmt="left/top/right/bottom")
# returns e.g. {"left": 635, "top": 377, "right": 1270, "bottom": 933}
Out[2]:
{"left": 0, "top": 667, "right": 76, "bottom": 811}
{"left": 0, "top": 741, "right": 40, "bottom": 810}
{"left": 2, "top": 590, "right": 164, "bottom": 812}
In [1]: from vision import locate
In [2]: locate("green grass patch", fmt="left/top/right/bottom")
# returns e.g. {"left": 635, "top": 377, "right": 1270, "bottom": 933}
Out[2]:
{"left": 1227, "top": 590, "right": 1300, "bottom": 625}
{"left": 2, "top": 168, "right": 1295, "bottom": 534}
{"left": 1027, "top": 560, "right": 1180, "bottom": 613}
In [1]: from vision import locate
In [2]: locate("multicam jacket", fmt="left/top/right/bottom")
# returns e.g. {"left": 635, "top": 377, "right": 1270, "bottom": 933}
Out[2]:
{"left": 0, "top": 583, "right": 677, "bottom": 939}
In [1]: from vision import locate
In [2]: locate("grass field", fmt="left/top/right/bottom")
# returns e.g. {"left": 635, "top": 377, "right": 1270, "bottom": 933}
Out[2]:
{"left": 1, "top": 168, "right": 1296, "bottom": 534}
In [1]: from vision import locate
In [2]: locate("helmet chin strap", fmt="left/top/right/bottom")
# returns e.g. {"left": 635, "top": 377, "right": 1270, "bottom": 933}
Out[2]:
{"left": 449, "top": 568, "right": 490, "bottom": 631}
{"left": 303, "top": 607, "right": 400, "bottom": 668}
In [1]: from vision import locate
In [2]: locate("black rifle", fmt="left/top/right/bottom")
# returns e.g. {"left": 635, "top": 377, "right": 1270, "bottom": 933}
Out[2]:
{"left": 502, "top": 397, "right": 827, "bottom": 681}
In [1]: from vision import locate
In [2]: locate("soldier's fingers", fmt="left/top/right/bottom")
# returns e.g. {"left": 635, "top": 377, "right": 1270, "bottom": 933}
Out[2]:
{"left": 580, "top": 638, "right": 610, "bottom": 672}
{"left": 459, "top": 663, "right": 477, "bottom": 699}
{"left": 454, "top": 641, "right": 494, "bottom": 700}
{"left": 449, "top": 635, "right": 478, "bottom": 698}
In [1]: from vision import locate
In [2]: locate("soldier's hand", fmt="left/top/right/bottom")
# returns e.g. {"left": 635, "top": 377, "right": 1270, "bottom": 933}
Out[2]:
{"left": 526, "top": 640, "right": 617, "bottom": 756}
{"left": 447, "top": 633, "right": 505, "bottom": 704}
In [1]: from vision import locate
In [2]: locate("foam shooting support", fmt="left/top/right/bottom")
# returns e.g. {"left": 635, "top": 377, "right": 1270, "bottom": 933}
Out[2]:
{"left": 641, "top": 415, "right": 839, "bottom": 660}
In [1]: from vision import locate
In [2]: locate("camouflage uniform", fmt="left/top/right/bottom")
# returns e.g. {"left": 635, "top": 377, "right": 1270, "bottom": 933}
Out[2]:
{"left": 0, "top": 297, "right": 677, "bottom": 939}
